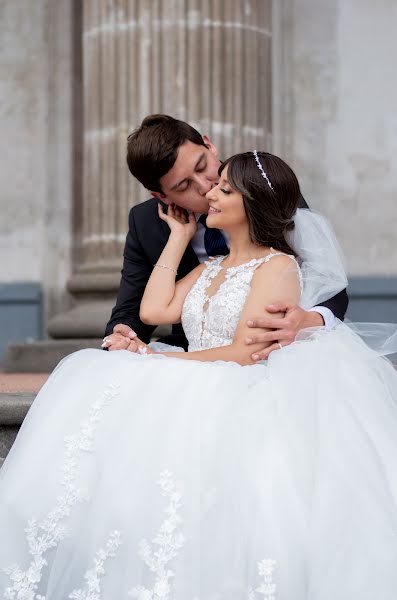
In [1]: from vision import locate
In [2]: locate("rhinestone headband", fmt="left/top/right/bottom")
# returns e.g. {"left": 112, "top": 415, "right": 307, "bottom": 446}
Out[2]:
{"left": 253, "top": 150, "right": 274, "bottom": 191}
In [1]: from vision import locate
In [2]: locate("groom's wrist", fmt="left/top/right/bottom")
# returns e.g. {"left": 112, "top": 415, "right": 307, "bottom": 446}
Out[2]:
{"left": 304, "top": 310, "right": 324, "bottom": 328}
{"left": 309, "top": 306, "right": 335, "bottom": 329}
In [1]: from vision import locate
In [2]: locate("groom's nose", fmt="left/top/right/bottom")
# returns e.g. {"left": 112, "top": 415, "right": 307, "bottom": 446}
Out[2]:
{"left": 195, "top": 177, "right": 213, "bottom": 196}
{"left": 197, "top": 176, "right": 219, "bottom": 196}
{"left": 205, "top": 185, "right": 217, "bottom": 201}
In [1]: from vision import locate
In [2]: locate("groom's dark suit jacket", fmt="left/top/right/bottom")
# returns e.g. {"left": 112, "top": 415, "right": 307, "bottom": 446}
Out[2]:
{"left": 105, "top": 197, "right": 349, "bottom": 347}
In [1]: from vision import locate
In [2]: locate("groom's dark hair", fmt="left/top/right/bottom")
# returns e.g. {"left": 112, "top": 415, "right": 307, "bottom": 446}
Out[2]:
{"left": 126, "top": 114, "right": 207, "bottom": 193}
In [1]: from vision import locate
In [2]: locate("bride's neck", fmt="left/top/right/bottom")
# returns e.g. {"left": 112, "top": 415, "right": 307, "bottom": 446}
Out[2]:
{"left": 224, "top": 228, "right": 268, "bottom": 265}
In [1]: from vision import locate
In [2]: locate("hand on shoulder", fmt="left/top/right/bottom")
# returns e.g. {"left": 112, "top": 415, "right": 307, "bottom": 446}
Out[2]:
{"left": 245, "top": 255, "right": 323, "bottom": 360}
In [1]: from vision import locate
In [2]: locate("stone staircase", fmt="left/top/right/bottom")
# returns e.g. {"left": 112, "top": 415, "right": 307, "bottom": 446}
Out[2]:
{"left": 0, "top": 373, "right": 48, "bottom": 465}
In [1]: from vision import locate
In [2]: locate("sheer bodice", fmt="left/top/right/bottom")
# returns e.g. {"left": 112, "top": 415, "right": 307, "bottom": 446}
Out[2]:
{"left": 181, "top": 252, "right": 300, "bottom": 351}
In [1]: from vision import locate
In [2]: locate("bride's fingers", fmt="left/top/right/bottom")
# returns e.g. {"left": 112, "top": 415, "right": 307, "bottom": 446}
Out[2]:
{"left": 158, "top": 203, "right": 179, "bottom": 223}
{"left": 175, "top": 205, "right": 187, "bottom": 223}
{"left": 158, "top": 202, "right": 194, "bottom": 227}
{"left": 251, "top": 340, "right": 291, "bottom": 361}
{"left": 171, "top": 204, "right": 184, "bottom": 223}
{"left": 126, "top": 340, "right": 138, "bottom": 353}
{"left": 108, "top": 339, "right": 130, "bottom": 351}
{"left": 158, "top": 203, "right": 167, "bottom": 221}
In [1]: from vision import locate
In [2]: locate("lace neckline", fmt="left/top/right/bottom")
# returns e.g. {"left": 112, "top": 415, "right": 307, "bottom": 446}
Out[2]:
{"left": 211, "top": 249, "right": 281, "bottom": 272}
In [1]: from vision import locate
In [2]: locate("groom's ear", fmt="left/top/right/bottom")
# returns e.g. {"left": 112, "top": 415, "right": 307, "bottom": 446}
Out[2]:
{"left": 151, "top": 191, "right": 169, "bottom": 204}
{"left": 202, "top": 135, "right": 218, "bottom": 158}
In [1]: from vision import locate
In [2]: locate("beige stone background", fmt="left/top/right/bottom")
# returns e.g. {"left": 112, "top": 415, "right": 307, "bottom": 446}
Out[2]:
{"left": 0, "top": 0, "right": 396, "bottom": 364}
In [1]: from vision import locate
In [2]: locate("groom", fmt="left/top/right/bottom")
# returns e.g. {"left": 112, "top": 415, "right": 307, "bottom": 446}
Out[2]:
{"left": 104, "top": 114, "right": 348, "bottom": 359}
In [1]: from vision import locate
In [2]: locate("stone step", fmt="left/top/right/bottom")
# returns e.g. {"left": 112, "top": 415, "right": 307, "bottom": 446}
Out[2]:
{"left": 0, "top": 393, "right": 35, "bottom": 464}
{"left": 0, "top": 372, "right": 49, "bottom": 393}
{"left": 0, "top": 392, "right": 35, "bottom": 422}
{"left": 0, "top": 371, "right": 47, "bottom": 464}
{"left": 5, "top": 339, "right": 102, "bottom": 373}
{"left": 4, "top": 327, "right": 172, "bottom": 373}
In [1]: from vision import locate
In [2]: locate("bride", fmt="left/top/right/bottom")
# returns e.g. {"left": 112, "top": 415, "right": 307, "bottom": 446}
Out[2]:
{"left": 1, "top": 152, "right": 396, "bottom": 600}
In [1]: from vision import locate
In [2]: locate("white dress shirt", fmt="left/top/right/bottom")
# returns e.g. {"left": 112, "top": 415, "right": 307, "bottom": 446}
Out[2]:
{"left": 190, "top": 219, "right": 335, "bottom": 329}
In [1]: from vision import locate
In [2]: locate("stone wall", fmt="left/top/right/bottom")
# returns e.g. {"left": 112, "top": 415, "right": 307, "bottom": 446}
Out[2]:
{"left": 275, "top": 0, "right": 397, "bottom": 276}
{"left": 0, "top": 0, "right": 75, "bottom": 326}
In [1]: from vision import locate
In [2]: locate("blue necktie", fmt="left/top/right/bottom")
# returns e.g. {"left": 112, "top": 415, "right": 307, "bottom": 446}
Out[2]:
{"left": 199, "top": 215, "right": 229, "bottom": 257}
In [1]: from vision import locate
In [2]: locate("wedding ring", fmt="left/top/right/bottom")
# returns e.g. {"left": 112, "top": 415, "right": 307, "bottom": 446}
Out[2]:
{"left": 277, "top": 342, "right": 282, "bottom": 350}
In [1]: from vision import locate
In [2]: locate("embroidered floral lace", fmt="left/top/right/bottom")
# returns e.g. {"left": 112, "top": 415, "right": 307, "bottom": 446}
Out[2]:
{"left": 182, "top": 253, "right": 301, "bottom": 351}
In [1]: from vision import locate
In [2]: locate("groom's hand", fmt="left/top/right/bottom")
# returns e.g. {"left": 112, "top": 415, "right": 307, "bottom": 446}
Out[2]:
{"left": 102, "top": 324, "right": 139, "bottom": 352}
{"left": 245, "top": 303, "right": 324, "bottom": 360}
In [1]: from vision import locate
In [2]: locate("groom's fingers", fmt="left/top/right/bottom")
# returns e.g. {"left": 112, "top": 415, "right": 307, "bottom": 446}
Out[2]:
{"left": 103, "top": 329, "right": 136, "bottom": 349}
{"left": 245, "top": 328, "right": 294, "bottom": 345}
{"left": 265, "top": 301, "right": 293, "bottom": 313}
{"left": 107, "top": 338, "right": 130, "bottom": 351}
{"left": 247, "top": 314, "right": 286, "bottom": 330}
{"left": 114, "top": 324, "right": 137, "bottom": 338}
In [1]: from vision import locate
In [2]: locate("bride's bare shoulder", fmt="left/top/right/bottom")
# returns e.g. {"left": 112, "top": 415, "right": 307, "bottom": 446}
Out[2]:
{"left": 258, "top": 252, "right": 300, "bottom": 273}
{"left": 252, "top": 253, "right": 301, "bottom": 295}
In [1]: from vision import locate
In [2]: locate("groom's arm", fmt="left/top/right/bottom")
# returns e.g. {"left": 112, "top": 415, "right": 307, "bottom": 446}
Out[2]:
{"left": 104, "top": 206, "right": 157, "bottom": 343}
{"left": 315, "top": 289, "right": 349, "bottom": 322}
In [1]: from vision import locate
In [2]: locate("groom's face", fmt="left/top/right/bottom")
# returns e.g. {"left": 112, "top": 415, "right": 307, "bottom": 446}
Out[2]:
{"left": 153, "top": 136, "right": 221, "bottom": 214}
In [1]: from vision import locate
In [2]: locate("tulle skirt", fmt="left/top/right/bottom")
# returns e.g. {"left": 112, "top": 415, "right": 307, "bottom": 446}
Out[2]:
{"left": 1, "top": 324, "right": 397, "bottom": 599}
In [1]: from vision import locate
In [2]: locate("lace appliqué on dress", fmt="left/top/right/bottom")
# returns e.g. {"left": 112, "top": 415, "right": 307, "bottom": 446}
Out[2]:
{"left": 128, "top": 470, "right": 277, "bottom": 600}
{"left": 182, "top": 254, "right": 301, "bottom": 352}
{"left": 69, "top": 531, "right": 122, "bottom": 600}
{"left": 128, "top": 470, "right": 185, "bottom": 600}
{"left": 248, "top": 559, "right": 277, "bottom": 599}
{"left": 3, "top": 383, "right": 120, "bottom": 600}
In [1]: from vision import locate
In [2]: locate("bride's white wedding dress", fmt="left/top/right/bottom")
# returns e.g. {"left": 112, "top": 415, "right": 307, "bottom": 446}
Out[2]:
{"left": 1, "top": 253, "right": 397, "bottom": 600}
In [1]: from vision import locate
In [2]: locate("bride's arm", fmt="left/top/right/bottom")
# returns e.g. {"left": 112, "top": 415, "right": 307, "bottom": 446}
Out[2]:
{"left": 163, "top": 255, "right": 301, "bottom": 365}
{"left": 140, "top": 204, "right": 205, "bottom": 325}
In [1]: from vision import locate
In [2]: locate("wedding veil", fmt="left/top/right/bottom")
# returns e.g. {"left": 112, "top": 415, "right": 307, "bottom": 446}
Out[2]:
{"left": 287, "top": 209, "right": 348, "bottom": 311}
{"left": 286, "top": 208, "right": 397, "bottom": 358}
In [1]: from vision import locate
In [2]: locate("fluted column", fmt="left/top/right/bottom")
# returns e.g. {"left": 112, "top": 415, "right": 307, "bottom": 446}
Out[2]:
{"left": 49, "top": 0, "right": 273, "bottom": 338}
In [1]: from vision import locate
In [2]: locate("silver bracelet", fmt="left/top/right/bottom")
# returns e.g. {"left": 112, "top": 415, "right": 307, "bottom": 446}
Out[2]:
{"left": 154, "top": 263, "right": 178, "bottom": 275}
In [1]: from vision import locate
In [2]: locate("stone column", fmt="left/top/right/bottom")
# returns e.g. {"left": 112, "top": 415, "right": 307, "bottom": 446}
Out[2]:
{"left": 48, "top": 0, "right": 273, "bottom": 339}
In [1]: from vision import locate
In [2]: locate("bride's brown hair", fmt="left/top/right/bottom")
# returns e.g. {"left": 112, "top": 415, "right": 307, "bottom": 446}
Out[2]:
{"left": 220, "top": 152, "right": 300, "bottom": 256}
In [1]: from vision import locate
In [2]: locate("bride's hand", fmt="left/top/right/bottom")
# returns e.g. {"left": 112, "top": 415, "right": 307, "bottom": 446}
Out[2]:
{"left": 158, "top": 203, "right": 197, "bottom": 241}
{"left": 121, "top": 334, "right": 155, "bottom": 355}
{"left": 135, "top": 337, "right": 156, "bottom": 355}
{"left": 103, "top": 326, "right": 155, "bottom": 354}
